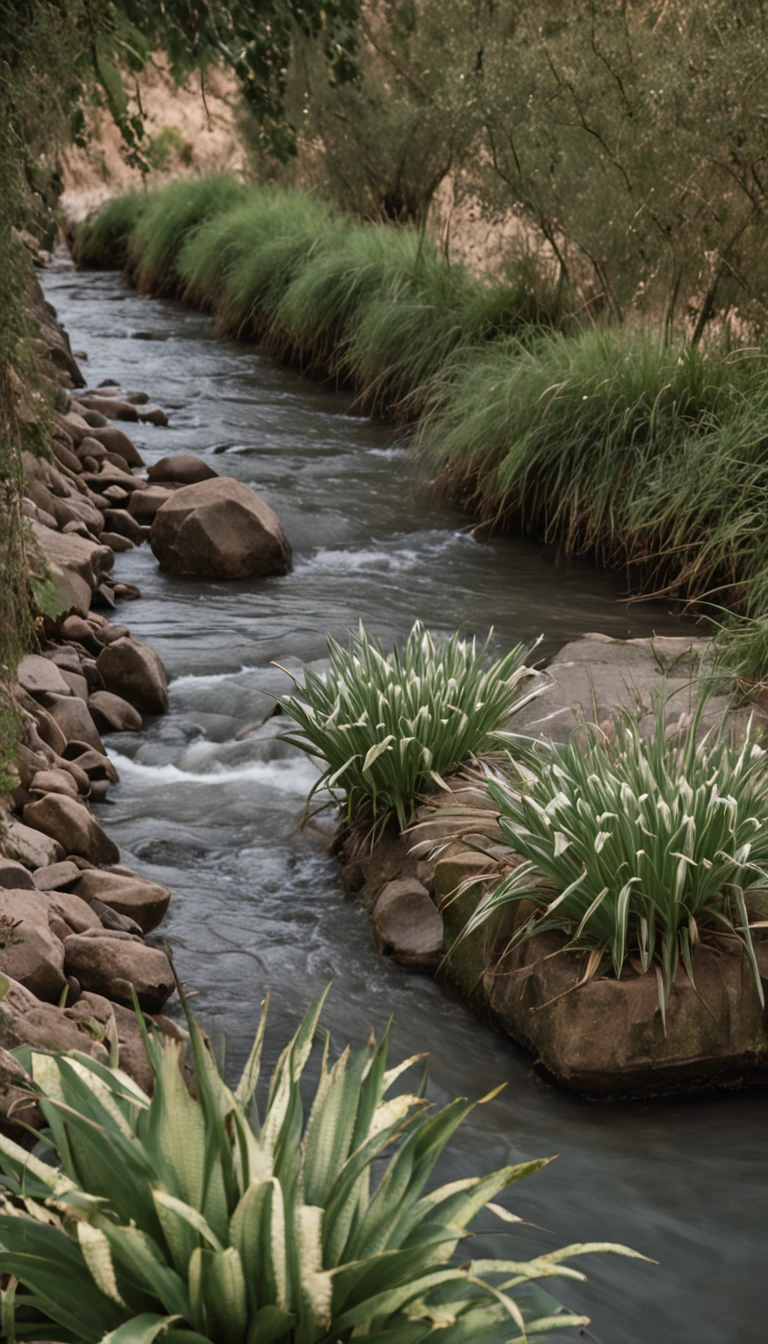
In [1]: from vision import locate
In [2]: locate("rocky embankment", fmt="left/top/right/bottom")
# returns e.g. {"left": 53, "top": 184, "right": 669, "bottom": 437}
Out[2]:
{"left": 0, "top": 264, "right": 291, "bottom": 1125}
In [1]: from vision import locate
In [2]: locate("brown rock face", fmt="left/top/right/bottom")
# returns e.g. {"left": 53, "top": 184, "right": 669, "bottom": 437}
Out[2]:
{"left": 29, "top": 769, "right": 80, "bottom": 800}
{"left": 372, "top": 878, "right": 444, "bottom": 969}
{"left": 63, "top": 931, "right": 175, "bottom": 1012}
{"left": 23, "top": 795, "right": 119, "bottom": 866}
{"left": 96, "top": 637, "right": 168, "bottom": 715}
{"left": 150, "top": 477, "right": 291, "bottom": 579}
{"left": 148, "top": 454, "right": 218, "bottom": 485}
{"left": 73, "top": 868, "right": 170, "bottom": 933}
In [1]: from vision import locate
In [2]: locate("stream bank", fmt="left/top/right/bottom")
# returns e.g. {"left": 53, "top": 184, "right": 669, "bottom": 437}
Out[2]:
{"left": 25, "top": 245, "right": 768, "bottom": 1344}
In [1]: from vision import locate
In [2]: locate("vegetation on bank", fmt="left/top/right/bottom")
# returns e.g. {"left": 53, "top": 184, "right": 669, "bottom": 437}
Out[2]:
{"left": 279, "top": 621, "right": 542, "bottom": 831}
{"left": 0, "top": 986, "right": 644, "bottom": 1341}
{"left": 77, "top": 178, "right": 768, "bottom": 680}
{"left": 459, "top": 702, "right": 768, "bottom": 1020}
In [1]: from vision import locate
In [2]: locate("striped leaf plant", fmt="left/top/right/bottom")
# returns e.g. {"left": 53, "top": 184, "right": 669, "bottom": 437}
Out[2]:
{"left": 454, "top": 701, "right": 768, "bottom": 1022}
{"left": 0, "top": 987, "right": 645, "bottom": 1343}
{"left": 278, "top": 621, "right": 545, "bottom": 833}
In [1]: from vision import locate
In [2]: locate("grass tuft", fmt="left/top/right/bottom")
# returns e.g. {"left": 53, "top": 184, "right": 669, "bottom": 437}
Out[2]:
{"left": 279, "top": 620, "right": 543, "bottom": 832}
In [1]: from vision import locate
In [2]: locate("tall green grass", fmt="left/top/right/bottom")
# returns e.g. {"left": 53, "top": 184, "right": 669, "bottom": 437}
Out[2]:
{"left": 75, "top": 179, "right": 768, "bottom": 680}
{"left": 76, "top": 179, "right": 564, "bottom": 408}
{"left": 72, "top": 191, "right": 146, "bottom": 268}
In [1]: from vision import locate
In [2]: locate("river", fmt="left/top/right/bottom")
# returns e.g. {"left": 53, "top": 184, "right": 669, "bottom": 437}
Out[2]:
{"left": 42, "top": 250, "right": 767, "bottom": 1344}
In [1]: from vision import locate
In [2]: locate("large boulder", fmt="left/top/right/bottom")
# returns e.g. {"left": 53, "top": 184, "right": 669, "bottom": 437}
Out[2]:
{"left": 73, "top": 868, "right": 170, "bottom": 933}
{"left": 0, "top": 889, "right": 66, "bottom": 1001}
{"left": 372, "top": 878, "right": 443, "bottom": 970}
{"left": 147, "top": 455, "right": 218, "bottom": 486}
{"left": 46, "top": 695, "right": 106, "bottom": 754}
{"left": 16, "top": 654, "right": 71, "bottom": 700}
{"left": 28, "top": 519, "right": 113, "bottom": 590}
{"left": 96, "top": 637, "right": 168, "bottom": 715}
{"left": 88, "top": 690, "right": 143, "bottom": 733}
{"left": 63, "top": 931, "right": 175, "bottom": 1012}
{"left": 2, "top": 816, "right": 65, "bottom": 869}
{"left": 22, "top": 795, "right": 119, "bottom": 866}
{"left": 150, "top": 477, "right": 291, "bottom": 579}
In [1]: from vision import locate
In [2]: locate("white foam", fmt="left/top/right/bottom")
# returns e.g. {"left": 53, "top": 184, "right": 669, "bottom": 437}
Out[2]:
{"left": 108, "top": 750, "right": 320, "bottom": 794}
{"left": 171, "top": 664, "right": 264, "bottom": 688}
{"left": 296, "top": 531, "right": 465, "bottom": 576}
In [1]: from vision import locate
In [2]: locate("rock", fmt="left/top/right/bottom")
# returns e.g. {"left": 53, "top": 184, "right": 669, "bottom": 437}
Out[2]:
{"left": 58, "top": 492, "right": 105, "bottom": 534}
{"left": 139, "top": 406, "right": 169, "bottom": 427}
{"left": 96, "top": 637, "right": 168, "bottom": 715}
{"left": 63, "top": 932, "right": 174, "bottom": 1012}
{"left": 76, "top": 436, "right": 108, "bottom": 462}
{"left": 61, "top": 613, "right": 97, "bottom": 644}
{"left": 46, "top": 694, "right": 106, "bottom": 754}
{"left": 51, "top": 439, "right": 82, "bottom": 474}
{"left": 90, "top": 900, "right": 143, "bottom": 935}
{"left": 42, "top": 888, "right": 102, "bottom": 935}
{"left": 0, "top": 975, "right": 108, "bottom": 1067}
{"left": 28, "top": 519, "right": 113, "bottom": 589}
{"left": 2, "top": 816, "right": 65, "bottom": 869}
{"left": 61, "top": 742, "right": 119, "bottom": 783}
{"left": 22, "top": 795, "right": 119, "bottom": 866}
{"left": 33, "top": 860, "right": 82, "bottom": 891}
{"left": 60, "top": 668, "right": 89, "bottom": 700}
{"left": 100, "top": 530, "right": 135, "bottom": 552}
{"left": 91, "top": 582, "right": 117, "bottom": 610}
{"left": 21, "top": 701, "right": 67, "bottom": 756}
{"left": 339, "top": 861, "right": 366, "bottom": 898}
{"left": 21, "top": 495, "right": 57, "bottom": 530}
{"left": 150, "top": 477, "right": 291, "bottom": 579}
{"left": 82, "top": 467, "right": 145, "bottom": 495}
{"left": 128, "top": 485, "right": 174, "bottom": 523}
{"left": 46, "top": 562, "right": 92, "bottom": 620}
{"left": 81, "top": 425, "right": 144, "bottom": 468}
{"left": 73, "top": 868, "right": 170, "bottom": 933}
{"left": 147, "top": 454, "right": 218, "bottom": 486}
{"left": 16, "top": 654, "right": 72, "bottom": 700}
{"left": 88, "top": 690, "right": 142, "bottom": 733}
{"left": 0, "top": 889, "right": 66, "bottom": 1000}
{"left": 76, "top": 395, "right": 140, "bottom": 422}
{"left": 15, "top": 742, "right": 51, "bottom": 789}
{"left": 103, "top": 508, "right": 143, "bottom": 541}
{"left": 0, "top": 860, "right": 36, "bottom": 891}
{"left": 372, "top": 878, "right": 443, "bottom": 969}
{"left": 29, "top": 768, "right": 80, "bottom": 800}
{"left": 93, "top": 624, "right": 130, "bottom": 647}
{"left": 57, "top": 410, "right": 92, "bottom": 444}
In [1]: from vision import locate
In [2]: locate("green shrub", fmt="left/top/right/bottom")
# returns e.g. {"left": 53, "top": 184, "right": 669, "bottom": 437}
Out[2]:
{"left": 279, "top": 621, "right": 542, "bottom": 831}
{"left": 0, "top": 988, "right": 644, "bottom": 1342}
{"left": 73, "top": 192, "right": 147, "bottom": 268}
{"left": 456, "top": 702, "right": 768, "bottom": 1022}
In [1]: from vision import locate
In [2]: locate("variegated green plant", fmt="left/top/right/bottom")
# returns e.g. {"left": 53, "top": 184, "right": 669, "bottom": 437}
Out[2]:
{"left": 455, "top": 702, "right": 768, "bottom": 1021}
{"left": 0, "top": 988, "right": 644, "bottom": 1343}
{"left": 279, "top": 621, "right": 544, "bottom": 831}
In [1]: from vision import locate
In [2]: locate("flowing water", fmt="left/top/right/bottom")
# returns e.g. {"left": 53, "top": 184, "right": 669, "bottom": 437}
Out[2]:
{"left": 43, "top": 251, "right": 766, "bottom": 1344}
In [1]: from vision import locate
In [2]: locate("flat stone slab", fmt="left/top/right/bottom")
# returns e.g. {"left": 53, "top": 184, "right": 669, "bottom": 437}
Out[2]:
{"left": 514, "top": 633, "right": 756, "bottom": 742}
